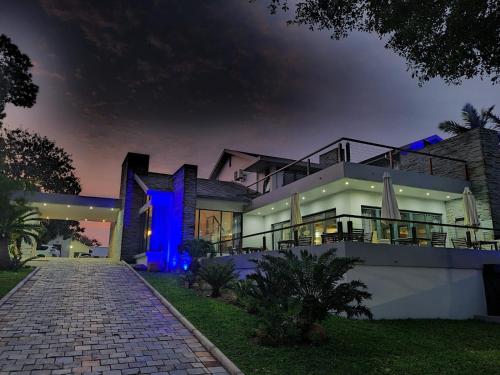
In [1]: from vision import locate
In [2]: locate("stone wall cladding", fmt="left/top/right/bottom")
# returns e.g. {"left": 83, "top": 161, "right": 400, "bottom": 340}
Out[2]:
{"left": 119, "top": 153, "right": 149, "bottom": 262}
{"left": 403, "top": 129, "right": 499, "bottom": 236}
{"left": 173, "top": 164, "right": 198, "bottom": 246}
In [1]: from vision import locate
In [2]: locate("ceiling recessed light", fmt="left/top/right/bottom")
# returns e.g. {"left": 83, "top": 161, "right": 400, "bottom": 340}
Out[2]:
{"left": 302, "top": 196, "right": 305, "bottom": 200}
{"left": 399, "top": 189, "right": 403, "bottom": 193}
{"left": 43, "top": 203, "right": 47, "bottom": 206}
{"left": 67, "top": 205, "right": 71, "bottom": 208}
{"left": 110, "top": 208, "right": 114, "bottom": 211}
{"left": 322, "top": 189, "right": 326, "bottom": 193}
{"left": 257, "top": 212, "right": 261, "bottom": 215}
{"left": 89, "top": 206, "right": 94, "bottom": 210}
{"left": 70, "top": 245, "right": 73, "bottom": 249}
{"left": 446, "top": 195, "right": 451, "bottom": 199}
{"left": 370, "top": 185, "right": 375, "bottom": 189}
{"left": 345, "top": 181, "right": 349, "bottom": 185}
{"left": 426, "top": 192, "right": 430, "bottom": 196}
{"left": 84, "top": 218, "right": 88, "bottom": 221}
{"left": 285, "top": 202, "right": 288, "bottom": 205}
{"left": 65, "top": 217, "right": 69, "bottom": 220}
{"left": 46, "top": 216, "right": 49, "bottom": 220}
{"left": 271, "top": 207, "right": 274, "bottom": 210}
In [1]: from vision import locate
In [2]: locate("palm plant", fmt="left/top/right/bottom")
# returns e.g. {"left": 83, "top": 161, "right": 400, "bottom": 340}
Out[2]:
{"left": 438, "top": 103, "right": 500, "bottom": 135}
{"left": 0, "top": 200, "right": 42, "bottom": 269}
{"left": 198, "top": 261, "right": 238, "bottom": 297}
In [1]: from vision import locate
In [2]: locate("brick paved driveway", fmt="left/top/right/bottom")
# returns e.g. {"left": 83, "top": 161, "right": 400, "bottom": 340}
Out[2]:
{"left": 0, "top": 259, "right": 228, "bottom": 375}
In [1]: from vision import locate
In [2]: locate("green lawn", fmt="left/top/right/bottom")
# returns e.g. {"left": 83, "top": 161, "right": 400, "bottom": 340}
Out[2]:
{"left": 142, "top": 272, "right": 500, "bottom": 375}
{"left": 0, "top": 268, "right": 33, "bottom": 299}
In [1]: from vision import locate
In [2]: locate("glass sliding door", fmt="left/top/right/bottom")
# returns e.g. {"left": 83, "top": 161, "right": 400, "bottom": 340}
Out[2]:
{"left": 195, "top": 209, "right": 243, "bottom": 253}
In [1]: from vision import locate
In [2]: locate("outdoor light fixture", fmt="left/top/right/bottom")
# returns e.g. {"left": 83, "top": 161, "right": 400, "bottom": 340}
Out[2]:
{"left": 345, "top": 181, "right": 349, "bottom": 185}
{"left": 285, "top": 202, "right": 288, "bottom": 205}
{"left": 110, "top": 208, "right": 114, "bottom": 211}
{"left": 67, "top": 205, "right": 71, "bottom": 208}
{"left": 84, "top": 218, "right": 88, "bottom": 221}
{"left": 89, "top": 206, "right": 94, "bottom": 210}
{"left": 65, "top": 217, "right": 69, "bottom": 220}
{"left": 446, "top": 195, "right": 451, "bottom": 199}
{"left": 271, "top": 207, "right": 274, "bottom": 210}
{"left": 322, "top": 189, "right": 326, "bottom": 193}
{"left": 426, "top": 192, "right": 430, "bottom": 196}
{"left": 43, "top": 203, "right": 47, "bottom": 206}
{"left": 70, "top": 245, "right": 73, "bottom": 249}
{"left": 302, "top": 196, "right": 305, "bottom": 200}
{"left": 257, "top": 212, "right": 261, "bottom": 215}
{"left": 102, "top": 219, "right": 106, "bottom": 222}
{"left": 370, "top": 185, "right": 375, "bottom": 189}
{"left": 399, "top": 189, "right": 403, "bottom": 192}
{"left": 46, "top": 216, "right": 49, "bottom": 220}
{"left": 147, "top": 230, "right": 152, "bottom": 236}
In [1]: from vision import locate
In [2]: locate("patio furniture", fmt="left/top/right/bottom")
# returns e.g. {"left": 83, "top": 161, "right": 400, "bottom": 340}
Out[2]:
{"left": 431, "top": 232, "right": 447, "bottom": 247}
{"left": 345, "top": 229, "right": 373, "bottom": 243}
{"left": 472, "top": 240, "right": 499, "bottom": 251}
{"left": 321, "top": 232, "right": 341, "bottom": 244}
{"left": 297, "top": 236, "right": 312, "bottom": 246}
{"left": 451, "top": 238, "right": 474, "bottom": 249}
{"left": 278, "top": 239, "right": 295, "bottom": 250}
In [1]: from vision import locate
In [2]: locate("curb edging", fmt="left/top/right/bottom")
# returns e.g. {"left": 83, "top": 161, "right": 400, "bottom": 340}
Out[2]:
{"left": 0, "top": 267, "right": 40, "bottom": 308}
{"left": 122, "top": 261, "right": 245, "bottom": 375}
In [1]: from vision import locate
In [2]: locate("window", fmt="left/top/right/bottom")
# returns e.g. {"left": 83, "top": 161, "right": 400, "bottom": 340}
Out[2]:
{"left": 143, "top": 206, "right": 153, "bottom": 252}
{"left": 362, "top": 206, "right": 442, "bottom": 243}
{"left": 271, "top": 209, "right": 337, "bottom": 248}
{"left": 195, "top": 209, "right": 243, "bottom": 253}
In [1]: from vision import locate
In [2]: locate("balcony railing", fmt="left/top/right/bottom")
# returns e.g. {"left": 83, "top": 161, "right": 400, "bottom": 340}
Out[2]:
{"left": 246, "top": 137, "right": 468, "bottom": 195}
{"left": 212, "top": 214, "right": 498, "bottom": 256}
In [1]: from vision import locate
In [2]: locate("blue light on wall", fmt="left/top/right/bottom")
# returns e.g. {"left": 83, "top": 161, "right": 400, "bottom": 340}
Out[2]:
{"left": 146, "top": 189, "right": 183, "bottom": 271}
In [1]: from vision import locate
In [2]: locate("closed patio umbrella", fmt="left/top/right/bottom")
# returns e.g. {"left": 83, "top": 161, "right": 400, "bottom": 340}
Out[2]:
{"left": 381, "top": 172, "right": 401, "bottom": 222}
{"left": 463, "top": 186, "right": 480, "bottom": 229}
{"left": 463, "top": 187, "right": 479, "bottom": 227}
{"left": 290, "top": 192, "right": 303, "bottom": 227}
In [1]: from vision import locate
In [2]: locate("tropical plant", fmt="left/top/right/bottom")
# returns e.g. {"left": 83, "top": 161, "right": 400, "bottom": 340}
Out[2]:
{"left": 438, "top": 103, "right": 500, "bottom": 135}
{"left": 198, "top": 261, "right": 238, "bottom": 298}
{"left": 180, "top": 238, "right": 215, "bottom": 275}
{"left": 240, "top": 249, "right": 372, "bottom": 345}
{"left": 0, "top": 200, "right": 43, "bottom": 270}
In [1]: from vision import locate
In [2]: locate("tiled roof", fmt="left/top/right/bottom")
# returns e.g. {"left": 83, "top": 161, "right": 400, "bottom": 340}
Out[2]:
{"left": 196, "top": 178, "right": 254, "bottom": 202}
{"left": 138, "top": 173, "right": 173, "bottom": 191}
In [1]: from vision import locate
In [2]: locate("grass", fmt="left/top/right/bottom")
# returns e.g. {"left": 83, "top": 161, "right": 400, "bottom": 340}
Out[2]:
{"left": 0, "top": 268, "right": 33, "bottom": 299}
{"left": 142, "top": 272, "right": 500, "bottom": 375}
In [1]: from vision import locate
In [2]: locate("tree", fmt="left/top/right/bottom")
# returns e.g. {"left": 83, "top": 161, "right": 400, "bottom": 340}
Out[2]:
{"left": 0, "top": 128, "right": 83, "bottom": 245}
{"left": 438, "top": 103, "right": 500, "bottom": 135}
{"left": 0, "top": 174, "right": 42, "bottom": 269}
{"left": 0, "top": 34, "right": 38, "bottom": 125}
{"left": 1, "top": 128, "right": 81, "bottom": 194}
{"left": 259, "top": 1, "right": 500, "bottom": 85}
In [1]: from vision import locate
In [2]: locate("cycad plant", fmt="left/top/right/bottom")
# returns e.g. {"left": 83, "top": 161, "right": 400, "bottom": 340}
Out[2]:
{"left": 198, "top": 261, "right": 238, "bottom": 297}
{"left": 438, "top": 103, "right": 500, "bottom": 135}
{"left": 240, "top": 249, "right": 372, "bottom": 345}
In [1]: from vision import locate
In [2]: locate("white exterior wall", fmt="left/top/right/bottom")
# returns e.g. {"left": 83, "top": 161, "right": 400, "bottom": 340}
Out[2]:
{"left": 348, "top": 265, "right": 486, "bottom": 319}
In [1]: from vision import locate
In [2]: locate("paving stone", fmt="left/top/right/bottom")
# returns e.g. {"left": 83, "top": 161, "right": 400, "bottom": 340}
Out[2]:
{"left": 0, "top": 259, "right": 225, "bottom": 375}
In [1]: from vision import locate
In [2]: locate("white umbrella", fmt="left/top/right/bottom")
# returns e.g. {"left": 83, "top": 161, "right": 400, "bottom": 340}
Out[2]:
{"left": 381, "top": 172, "right": 401, "bottom": 222}
{"left": 290, "top": 192, "right": 303, "bottom": 227}
{"left": 463, "top": 187, "right": 480, "bottom": 227}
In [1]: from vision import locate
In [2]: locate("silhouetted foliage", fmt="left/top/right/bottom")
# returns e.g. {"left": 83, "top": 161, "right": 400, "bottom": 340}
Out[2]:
{"left": 238, "top": 249, "right": 372, "bottom": 345}
{"left": 0, "top": 34, "right": 38, "bottom": 125}
{"left": 258, "top": 0, "right": 500, "bottom": 84}
{"left": 438, "top": 103, "right": 500, "bottom": 135}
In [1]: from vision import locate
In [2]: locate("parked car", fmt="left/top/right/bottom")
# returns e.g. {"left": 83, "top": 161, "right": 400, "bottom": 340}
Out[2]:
{"left": 36, "top": 244, "right": 61, "bottom": 257}
{"left": 90, "top": 247, "right": 109, "bottom": 258}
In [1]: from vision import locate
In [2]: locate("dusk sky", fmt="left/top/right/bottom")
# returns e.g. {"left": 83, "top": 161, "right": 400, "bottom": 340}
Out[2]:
{"left": 2, "top": 0, "right": 500, "bottom": 199}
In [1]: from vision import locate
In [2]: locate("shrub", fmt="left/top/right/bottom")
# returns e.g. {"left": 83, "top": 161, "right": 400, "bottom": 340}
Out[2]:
{"left": 198, "top": 261, "right": 238, "bottom": 297}
{"left": 180, "top": 238, "right": 215, "bottom": 276}
{"left": 243, "top": 249, "right": 372, "bottom": 345}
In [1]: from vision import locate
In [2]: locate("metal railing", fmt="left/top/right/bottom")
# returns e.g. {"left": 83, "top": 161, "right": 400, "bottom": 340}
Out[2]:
{"left": 210, "top": 214, "right": 498, "bottom": 256}
{"left": 245, "top": 137, "right": 468, "bottom": 195}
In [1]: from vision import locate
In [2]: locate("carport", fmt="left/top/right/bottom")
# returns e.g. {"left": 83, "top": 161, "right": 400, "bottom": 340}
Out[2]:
{"left": 13, "top": 191, "right": 123, "bottom": 260}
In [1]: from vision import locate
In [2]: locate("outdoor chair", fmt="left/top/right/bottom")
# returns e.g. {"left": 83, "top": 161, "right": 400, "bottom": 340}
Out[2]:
{"left": 321, "top": 232, "right": 341, "bottom": 244}
{"left": 451, "top": 238, "right": 473, "bottom": 249}
{"left": 431, "top": 232, "right": 447, "bottom": 247}
{"left": 297, "top": 236, "right": 312, "bottom": 246}
{"left": 345, "top": 229, "right": 372, "bottom": 243}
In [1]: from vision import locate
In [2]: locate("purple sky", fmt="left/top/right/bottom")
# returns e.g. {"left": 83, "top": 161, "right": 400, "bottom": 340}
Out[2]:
{"left": 2, "top": 0, "right": 500, "bottom": 198}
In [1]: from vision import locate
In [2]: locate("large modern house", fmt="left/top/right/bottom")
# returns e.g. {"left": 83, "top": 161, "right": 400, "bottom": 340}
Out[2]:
{"left": 22, "top": 127, "right": 500, "bottom": 319}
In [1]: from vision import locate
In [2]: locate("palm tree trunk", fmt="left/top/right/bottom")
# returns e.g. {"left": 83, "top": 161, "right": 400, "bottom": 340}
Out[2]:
{"left": 0, "top": 237, "right": 11, "bottom": 270}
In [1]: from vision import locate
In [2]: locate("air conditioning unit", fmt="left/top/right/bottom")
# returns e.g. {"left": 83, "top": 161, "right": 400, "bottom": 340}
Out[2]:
{"left": 234, "top": 169, "right": 247, "bottom": 182}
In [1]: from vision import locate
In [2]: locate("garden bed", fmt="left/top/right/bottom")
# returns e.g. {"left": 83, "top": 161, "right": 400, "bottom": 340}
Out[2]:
{"left": 0, "top": 268, "right": 33, "bottom": 299}
{"left": 142, "top": 272, "right": 500, "bottom": 375}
